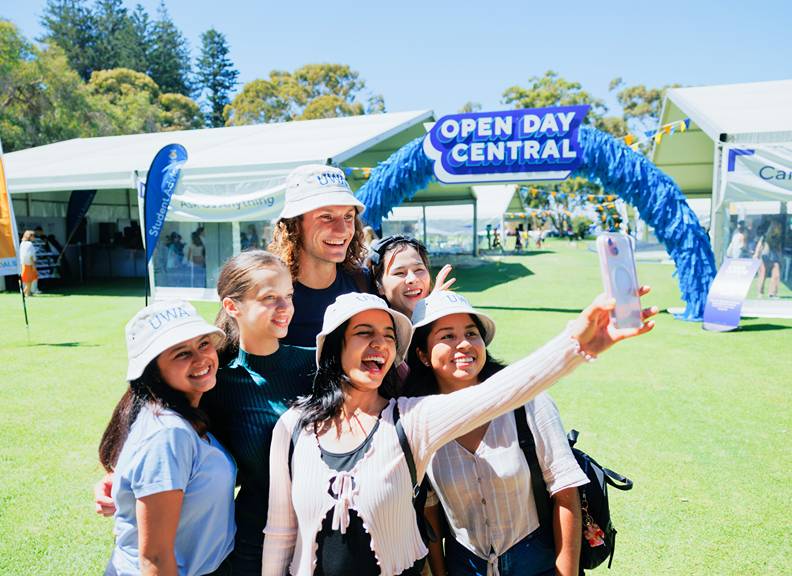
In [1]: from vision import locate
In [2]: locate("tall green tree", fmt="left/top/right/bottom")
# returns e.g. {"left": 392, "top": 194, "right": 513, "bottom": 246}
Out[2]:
{"left": 195, "top": 28, "right": 238, "bottom": 127}
{"left": 40, "top": 0, "right": 97, "bottom": 81}
{"left": 147, "top": 1, "right": 191, "bottom": 95}
{"left": 225, "top": 63, "right": 380, "bottom": 125}
{"left": 92, "top": 0, "right": 145, "bottom": 71}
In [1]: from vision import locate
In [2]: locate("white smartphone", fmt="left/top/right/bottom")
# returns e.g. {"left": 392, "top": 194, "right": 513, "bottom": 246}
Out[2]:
{"left": 596, "top": 233, "right": 642, "bottom": 329}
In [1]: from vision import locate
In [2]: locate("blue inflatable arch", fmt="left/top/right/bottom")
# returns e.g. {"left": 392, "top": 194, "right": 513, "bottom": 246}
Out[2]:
{"left": 356, "top": 126, "right": 717, "bottom": 321}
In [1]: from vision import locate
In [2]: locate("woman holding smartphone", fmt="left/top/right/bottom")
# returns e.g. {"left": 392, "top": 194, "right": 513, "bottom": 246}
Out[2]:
{"left": 262, "top": 290, "right": 655, "bottom": 575}
{"left": 402, "top": 292, "right": 653, "bottom": 575}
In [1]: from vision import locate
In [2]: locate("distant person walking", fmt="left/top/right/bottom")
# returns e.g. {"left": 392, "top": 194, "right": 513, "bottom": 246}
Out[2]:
{"left": 19, "top": 230, "right": 39, "bottom": 296}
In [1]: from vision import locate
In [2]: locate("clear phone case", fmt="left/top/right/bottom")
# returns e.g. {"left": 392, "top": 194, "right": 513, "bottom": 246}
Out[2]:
{"left": 596, "top": 233, "right": 642, "bottom": 329}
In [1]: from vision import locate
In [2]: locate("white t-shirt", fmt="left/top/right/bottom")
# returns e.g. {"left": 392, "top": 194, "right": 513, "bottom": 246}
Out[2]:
{"left": 19, "top": 240, "right": 36, "bottom": 266}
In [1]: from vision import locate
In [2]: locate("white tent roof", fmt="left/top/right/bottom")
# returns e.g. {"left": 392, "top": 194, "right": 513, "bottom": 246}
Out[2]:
{"left": 652, "top": 80, "right": 792, "bottom": 196}
{"left": 663, "top": 80, "right": 792, "bottom": 141}
{"left": 4, "top": 110, "right": 433, "bottom": 194}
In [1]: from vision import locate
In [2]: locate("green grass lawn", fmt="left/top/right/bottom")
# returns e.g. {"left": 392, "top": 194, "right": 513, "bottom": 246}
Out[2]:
{"left": 1, "top": 239, "right": 790, "bottom": 575}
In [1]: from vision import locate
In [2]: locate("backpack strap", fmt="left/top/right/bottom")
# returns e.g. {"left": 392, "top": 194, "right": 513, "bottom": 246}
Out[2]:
{"left": 393, "top": 401, "right": 419, "bottom": 497}
{"left": 287, "top": 421, "right": 303, "bottom": 480}
{"left": 514, "top": 406, "right": 554, "bottom": 539}
{"left": 393, "top": 401, "right": 436, "bottom": 543}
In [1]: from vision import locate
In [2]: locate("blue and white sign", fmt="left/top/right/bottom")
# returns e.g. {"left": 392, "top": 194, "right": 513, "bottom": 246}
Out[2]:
{"left": 721, "top": 144, "right": 792, "bottom": 203}
{"left": 702, "top": 258, "right": 761, "bottom": 332}
{"left": 423, "top": 106, "right": 589, "bottom": 184}
{"left": 143, "top": 144, "right": 187, "bottom": 263}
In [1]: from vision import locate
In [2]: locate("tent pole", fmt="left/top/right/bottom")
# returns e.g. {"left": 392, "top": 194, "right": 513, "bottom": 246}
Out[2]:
{"left": 472, "top": 200, "right": 478, "bottom": 257}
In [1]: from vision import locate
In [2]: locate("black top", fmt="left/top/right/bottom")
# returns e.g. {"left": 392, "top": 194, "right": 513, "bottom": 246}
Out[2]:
{"left": 283, "top": 266, "right": 372, "bottom": 347}
{"left": 314, "top": 419, "right": 423, "bottom": 576}
{"left": 201, "top": 345, "right": 315, "bottom": 575}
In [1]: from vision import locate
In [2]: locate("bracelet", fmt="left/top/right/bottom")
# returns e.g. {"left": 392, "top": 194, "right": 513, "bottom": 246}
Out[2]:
{"left": 571, "top": 337, "right": 597, "bottom": 362}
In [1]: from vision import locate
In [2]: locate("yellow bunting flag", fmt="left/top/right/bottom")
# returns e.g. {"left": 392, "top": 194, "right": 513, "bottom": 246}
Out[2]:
{"left": 679, "top": 120, "right": 687, "bottom": 133}
{"left": 624, "top": 134, "right": 635, "bottom": 146}
{"left": 654, "top": 132, "right": 663, "bottom": 145}
{"left": 663, "top": 125, "right": 671, "bottom": 135}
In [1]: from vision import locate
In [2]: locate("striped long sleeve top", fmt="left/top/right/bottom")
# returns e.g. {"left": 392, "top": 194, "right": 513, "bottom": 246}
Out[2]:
{"left": 262, "top": 330, "right": 586, "bottom": 576}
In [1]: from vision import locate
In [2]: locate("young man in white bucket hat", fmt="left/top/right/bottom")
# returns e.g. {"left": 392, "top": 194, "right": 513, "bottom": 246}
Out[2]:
{"left": 269, "top": 164, "right": 374, "bottom": 347}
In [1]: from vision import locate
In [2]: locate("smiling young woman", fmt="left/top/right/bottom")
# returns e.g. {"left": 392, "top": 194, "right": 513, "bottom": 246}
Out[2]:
{"left": 98, "top": 301, "right": 236, "bottom": 576}
{"left": 262, "top": 289, "right": 656, "bottom": 576}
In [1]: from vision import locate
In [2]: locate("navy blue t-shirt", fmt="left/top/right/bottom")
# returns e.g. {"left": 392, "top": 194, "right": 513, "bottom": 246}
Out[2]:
{"left": 283, "top": 266, "right": 372, "bottom": 347}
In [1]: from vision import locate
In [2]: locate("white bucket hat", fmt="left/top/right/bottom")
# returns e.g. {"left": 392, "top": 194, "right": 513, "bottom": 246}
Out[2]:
{"left": 411, "top": 291, "right": 497, "bottom": 345}
{"left": 125, "top": 300, "right": 224, "bottom": 380}
{"left": 315, "top": 292, "right": 413, "bottom": 366}
{"left": 278, "top": 164, "right": 365, "bottom": 220}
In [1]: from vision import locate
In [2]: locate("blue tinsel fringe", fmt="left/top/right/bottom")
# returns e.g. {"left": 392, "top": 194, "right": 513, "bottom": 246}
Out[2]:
{"left": 355, "top": 127, "right": 717, "bottom": 321}
{"left": 356, "top": 135, "right": 434, "bottom": 231}
{"left": 575, "top": 126, "right": 716, "bottom": 321}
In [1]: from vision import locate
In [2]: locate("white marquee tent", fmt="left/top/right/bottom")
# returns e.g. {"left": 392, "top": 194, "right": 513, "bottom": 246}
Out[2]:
{"left": 652, "top": 80, "right": 792, "bottom": 258}
{"left": 5, "top": 111, "right": 433, "bottom": 298}
{"left": 653, "top": 80, "right": 792, "bottom": 314}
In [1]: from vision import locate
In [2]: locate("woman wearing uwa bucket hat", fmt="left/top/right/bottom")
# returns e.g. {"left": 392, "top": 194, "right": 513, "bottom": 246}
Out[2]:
{"left": 99, "top": 300, "right": 236, "bottom": 576}
{"left": 262, "top": 289, "right": 656, "bottom": 576}
{"left": 404, "top": 292, "right": 641, "bottom": 576}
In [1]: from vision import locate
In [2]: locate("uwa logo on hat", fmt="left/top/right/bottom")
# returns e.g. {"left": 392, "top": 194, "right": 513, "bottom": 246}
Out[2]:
{"left": 147, "top": 305, "right": 192, "bottom": 330}
{"left": 315, "top": 171, "right": 351, "bottom": 190}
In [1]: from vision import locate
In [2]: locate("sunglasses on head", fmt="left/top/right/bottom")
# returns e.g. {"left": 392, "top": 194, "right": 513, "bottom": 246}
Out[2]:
{"left": 368, "top": 235, "right": 424, "bottom": 267}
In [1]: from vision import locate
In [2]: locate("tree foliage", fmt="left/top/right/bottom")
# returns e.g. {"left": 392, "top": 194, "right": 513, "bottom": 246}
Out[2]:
{"left": 0, "top": 21, "right": 96, "bottom": 152}
{"left": 40, "top": 0, "right": 97, "bottom": 81}
{"left": 609, "top": 77, "right": 679, "bottom": 134}
{"left": 503, "top": 70, "right": 607, "bottom": 122}
{"left": 502, "top": 70, "right": 631, "bottom": 138}
{"left": 87, "top": 67, "right": 202, "bottom": 134}
{"left": 195, "top": 28, "right": 238, "bottom": 127}
{"left": 147, "top": 1, "right": 192, "bottom": 95}
{"left": 158, "top": 92, "right": 204, "bottom": 131}
{"left": 92, "top": 0, "right": 145, "bottom": 72}
{"left": 41, "top": 0, "right": 193, "bottom": 95}
{"left": 225, "top": 63, "right": 382, "bottom": 126}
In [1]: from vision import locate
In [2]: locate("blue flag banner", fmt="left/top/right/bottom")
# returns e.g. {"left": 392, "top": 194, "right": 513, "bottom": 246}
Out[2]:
{"left": 66, "top": 190, "right": 96, "bottom": 240}
{"left": 423, "top": 106, "right": 589, "bottom": 184}
{"left": 702, "top": 258, "right": 761, "bottom": 332}
{"left": 144, "top": 144, "right": 187, "bottom": 263}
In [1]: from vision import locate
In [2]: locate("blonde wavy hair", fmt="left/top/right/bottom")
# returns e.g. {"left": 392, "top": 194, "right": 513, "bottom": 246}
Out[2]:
{"left": 268, "top": 214, "right": 367, "bottom": 280}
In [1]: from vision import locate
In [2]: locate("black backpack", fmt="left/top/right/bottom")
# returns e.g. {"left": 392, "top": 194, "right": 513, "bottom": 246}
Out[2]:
{"left": 514, "top": 406, "right": 633, "bottom": 571}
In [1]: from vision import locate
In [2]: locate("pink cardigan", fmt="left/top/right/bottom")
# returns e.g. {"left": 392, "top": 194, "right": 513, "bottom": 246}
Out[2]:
{"left": 262, "top": 330, "right": 585, "bottom": 576}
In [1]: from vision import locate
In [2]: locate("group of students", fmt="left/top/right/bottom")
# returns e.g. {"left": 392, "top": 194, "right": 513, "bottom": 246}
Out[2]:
{"left": 95, "top": 164, "right": 657, "bottom": 576}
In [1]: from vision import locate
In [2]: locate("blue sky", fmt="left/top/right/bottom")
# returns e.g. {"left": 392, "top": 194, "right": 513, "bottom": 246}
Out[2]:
{"left": 4, "top": 0, "right": 791, "bottom": 117}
